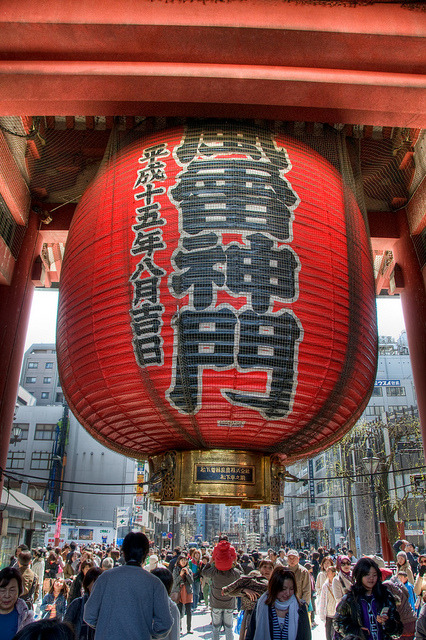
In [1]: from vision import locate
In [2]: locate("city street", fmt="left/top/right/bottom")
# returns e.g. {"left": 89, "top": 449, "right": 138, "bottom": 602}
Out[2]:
{"left": 187, "top": 606, "right": 326, "bottom": 639}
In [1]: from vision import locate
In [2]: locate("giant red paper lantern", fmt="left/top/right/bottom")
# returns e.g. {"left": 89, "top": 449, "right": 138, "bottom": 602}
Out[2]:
{"left": 57, "top": 123, "right": 377, "bottom": 465}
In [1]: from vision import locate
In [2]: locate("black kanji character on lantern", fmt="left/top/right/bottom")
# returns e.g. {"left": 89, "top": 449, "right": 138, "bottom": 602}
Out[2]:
{"left": 175, "top": 124, "right": 291, "bottom": 169}
{"left": 130, "top": 256, "right": 166, "bottom": 280}
{"left": 225, "top": 233, "right": 300, "bottom": 313}
{"left": 134, "top": 183, "right": 166, "bottom": 205}
{"left": 131, "top": 228, "right": 166, "bottom": 256}
{"left": 130, "top": 303, "right": 164, "bottom": 365}
{"left": 170, "top": 234, "right": 226, "bottom": 309}
{"left": 133, "top": 161, "right": 168, "bottom": 189}
{"left": 130, "top": 303, "right": 164, "bottom": 336}
{"left": 138, "top": 143, "right": 170, "bottom": 164}
{"left": 223, "top": 309, "right": 302, "bottom": 419}
{"left": 133, "top": 202, "right": 166, "bottom": 231}
{"left": 167, "top": 307, "right": 237, "bottom": 413}
{"left": 132, "top": 276, "right": 161, "bottom": 306}
{"left": 170, "top": 158, "right": 298, "bottom": 240}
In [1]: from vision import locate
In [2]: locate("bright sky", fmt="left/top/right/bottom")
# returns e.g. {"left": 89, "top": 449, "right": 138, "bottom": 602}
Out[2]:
{"left": 25, "top": 289, "right": 406, "bottom": 350}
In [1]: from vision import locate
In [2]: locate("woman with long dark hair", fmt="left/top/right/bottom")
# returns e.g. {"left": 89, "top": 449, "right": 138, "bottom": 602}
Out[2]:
{"left": 334, "top": 557, "right": 403, "bottom": 640}
{"left": 171, "top": 555, "right": 193, "bottom": 635}
{"left": 246, "top": 566, "right": 311, "bottom": 640}
{"left": 40, "top": 578, "right": 68, "bottom": 621}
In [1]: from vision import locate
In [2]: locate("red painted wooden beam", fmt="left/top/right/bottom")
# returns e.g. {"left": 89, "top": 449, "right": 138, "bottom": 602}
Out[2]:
{"left": 0, "top": 62, "right": 424, "bottom": 127}
{"left": 0, "top": 1, "right": 424, "bottom": 126}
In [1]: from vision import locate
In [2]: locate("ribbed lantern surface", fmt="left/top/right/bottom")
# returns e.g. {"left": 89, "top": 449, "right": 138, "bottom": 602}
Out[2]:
{"left": 57, "top": 123, "right": 377, "bottom": 462}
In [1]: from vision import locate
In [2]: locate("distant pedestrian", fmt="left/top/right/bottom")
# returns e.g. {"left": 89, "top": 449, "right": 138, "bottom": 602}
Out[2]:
{"left": 396, "top": 552, "right": 415, "bottom": 585}
{"left": 416, "top": 595, "right": 426, "bottom": 640}
{"left": 332, "top": 555, "right": 353, "bottom": 605}
{"left": 64, "top": 567, "right": 102, "bottom": 640}
{"left": 318, "top": 566, "right": 337, "bottom": 640}
{"left": 415, "top": 555, "right": 426, "bottom": 613}
{"left": 17, "top": 551, "right": 39, "bottom": 611}
{"left": 406, "top": 544, "right": 419, "bottom": 576}
{"left": 189, "top": 549, "right": 202, "bottom": 611}
{"left": 40, "top": 578, "right": 68, "bottom": 621}
{"left": 315, "top": 557, "right": 333, "bottom": 594}
{"left": 171, "top": 555, "right": 194, "bottom": 634}
{"left": 151, "top": 567, "right": 180, "bottom": 640}
{"left": 286, "top": 550, "right": 311, "bottom": 605}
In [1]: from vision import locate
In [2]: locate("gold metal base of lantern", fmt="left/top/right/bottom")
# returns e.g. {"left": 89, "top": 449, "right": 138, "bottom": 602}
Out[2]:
{"left": 147, "top": 449, "right": 284, "bottom": 507}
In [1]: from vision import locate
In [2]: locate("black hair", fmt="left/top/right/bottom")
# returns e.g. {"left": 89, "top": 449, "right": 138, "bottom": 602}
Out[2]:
{"left": 0, "top": 566, "right": 23, "bottom": 595}
{"left": 18, "top": 551, "right": 32, "bottom": 567}
{"left": 352, "top": 557, "right": 387, "bottom": 601}
{"left": 121, "top": 531, "right": 149, "bottom": 564}
{"left": 151, "top": 567, "right": 173, "bottom": 594}
{"left": 12, "top": 619, "right": 75, "bottom": 640}
{"left": 266, "top": 567, "right": 297, "bottom": 605}
{"left": 82, "top": 567, "right": 102, "bottom": 593}
{"left": 176, "top": 554, "right": 189, "bottom": 569}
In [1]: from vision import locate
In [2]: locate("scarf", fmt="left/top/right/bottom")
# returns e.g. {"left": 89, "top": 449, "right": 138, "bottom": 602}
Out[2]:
{"left": 254, "top": 592, "right": 299, "bottom": 640}
{"left": 339, "top": 571, "right": 354, "bottom": 593}
{"left": 275, "top": 595, "right": 299, "bottom": 640}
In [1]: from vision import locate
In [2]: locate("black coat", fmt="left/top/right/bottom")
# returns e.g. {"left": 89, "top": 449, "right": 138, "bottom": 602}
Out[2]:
{"left": 333, "top": 586, "right": 403, "bottom": 640}
{"left": 63, "top": 593, "right": 94, "bottom": 640}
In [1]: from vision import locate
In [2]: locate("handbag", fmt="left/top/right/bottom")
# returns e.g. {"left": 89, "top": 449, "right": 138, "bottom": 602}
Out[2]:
{"left": 235, "top": 609, "right": 244, "bottom": 634}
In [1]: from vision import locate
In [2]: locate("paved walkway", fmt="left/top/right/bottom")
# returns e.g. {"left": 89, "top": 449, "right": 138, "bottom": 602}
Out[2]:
{"left": 187, "top": 606, "right": 326, "bottom": 639}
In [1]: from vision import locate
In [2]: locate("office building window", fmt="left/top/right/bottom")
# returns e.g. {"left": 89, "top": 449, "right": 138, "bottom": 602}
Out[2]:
{"left": 43, "top": 377, "right": 52, "bottom": 384}
{"left": 28, "top": 362, "right": 38, "bottom": 369}
{"left": 45, "top": 362, "right": 54, "bottom": 369}
{"left": 55, "top": 393, "right": 64, "bottom": 403}
{"left": 30, "top": 452, "right": 52, "bottom": 470}
{"left": 25, "top": 377, "right": 37, "bottom": 384}
{"left": 389, "top": 405, "right": 407, "bottom": 415}
{"left": 372, "top": 387, "right": 383, "bottom": 397}
{"left": 365, "top": 406, "right": 383, "bottom": 416}
{"left": 11, "top": 424, "right": 29, "bottom": 441}
{"left": 317, "top": 481, "right": 325, "bottom": 494}
{"left": 7, "top": 451, "right": 25, "bottom": 469}
{"left": 386, "top": 386, "right": 406, "bottom": 397}
{"left": 315, "top": 457, "right": 324, "bottom": 472}
{"left": 34, "top": 424, "right": 56, "bottom": 440}
{"left": 40, "top": 392, "right": 50, "bottom": 399}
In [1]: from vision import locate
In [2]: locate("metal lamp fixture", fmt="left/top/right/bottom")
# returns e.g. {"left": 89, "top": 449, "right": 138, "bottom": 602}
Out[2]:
{"left": 362, "top": 448, "right": 380, "bottom": 476}
{"left": 10, "top": 425, "right": 22, "bottom": 445}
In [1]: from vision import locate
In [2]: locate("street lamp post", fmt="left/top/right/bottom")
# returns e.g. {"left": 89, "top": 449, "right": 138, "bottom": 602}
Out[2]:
{"left": 10, "top": 425, "right": 22, "bottom": 445}
{"left": 362, "top": 448, "right": 381, "bottom": 555}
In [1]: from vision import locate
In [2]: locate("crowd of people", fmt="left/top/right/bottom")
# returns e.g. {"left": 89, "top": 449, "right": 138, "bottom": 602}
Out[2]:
{"left": 1, "top": 534, "right": 426, "bottom": 640}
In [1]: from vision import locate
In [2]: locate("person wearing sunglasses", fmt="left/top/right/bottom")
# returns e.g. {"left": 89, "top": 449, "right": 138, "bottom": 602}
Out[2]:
{"left": 332, "top": 556, "right": 354, "bottom": 605}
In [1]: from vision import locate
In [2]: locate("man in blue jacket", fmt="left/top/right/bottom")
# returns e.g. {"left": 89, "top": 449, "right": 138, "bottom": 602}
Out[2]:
{"left": 84, "top": 532, "right": 173, "bottom": 640}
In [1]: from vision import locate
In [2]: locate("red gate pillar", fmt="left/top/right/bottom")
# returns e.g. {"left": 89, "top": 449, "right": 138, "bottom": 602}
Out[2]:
{"left": 0, "top": 210, "right": 39, "bottom": 494}
{"left": 393, "top": 209, "right": 426, "bottom": 461}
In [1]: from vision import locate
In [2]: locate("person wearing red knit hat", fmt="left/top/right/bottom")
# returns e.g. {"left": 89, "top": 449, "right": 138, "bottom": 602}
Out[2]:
{"left": 201, "top": 536, "right": 241, "bottom": 640}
